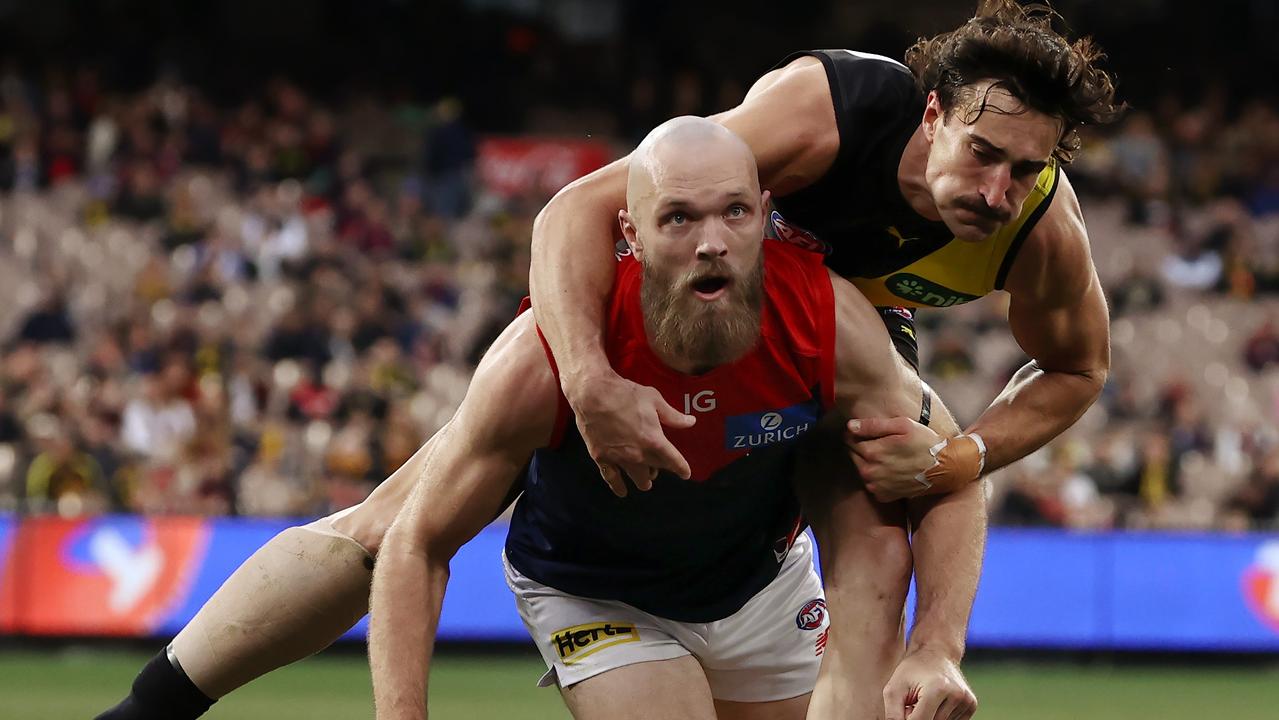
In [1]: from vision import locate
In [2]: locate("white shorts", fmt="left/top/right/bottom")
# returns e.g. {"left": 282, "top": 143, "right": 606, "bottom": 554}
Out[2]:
{"left": 503, "top": 533, "right": 829, "bottom": 703}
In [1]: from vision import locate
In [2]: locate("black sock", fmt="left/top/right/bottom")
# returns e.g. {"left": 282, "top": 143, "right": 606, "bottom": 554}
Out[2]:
{"left": 95, "top": 647, "right": 216, "bottom": 720}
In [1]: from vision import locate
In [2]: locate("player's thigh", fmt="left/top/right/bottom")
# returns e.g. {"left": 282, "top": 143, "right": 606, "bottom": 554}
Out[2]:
{"left": 326, "top": 431, "right": 440, "bottom": 553}
{"left": 559, "top": 655, "right": 718, "bottom": 720}
{"left": 714, "top": 694, "right": 810, "bottom": 720}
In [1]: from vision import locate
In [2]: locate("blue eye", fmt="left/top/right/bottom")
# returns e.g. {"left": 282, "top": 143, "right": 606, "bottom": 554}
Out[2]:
{"left": 727, "top": 205, "right": 746, "bottom": 218}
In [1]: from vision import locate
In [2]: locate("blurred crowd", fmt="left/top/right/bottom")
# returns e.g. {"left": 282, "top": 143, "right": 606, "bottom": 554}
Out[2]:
{"left": 0, "top": 68, "right": 533, "bottom": 518}
{"left": 0, "top": 61, "right": 1276, "bottom": 531}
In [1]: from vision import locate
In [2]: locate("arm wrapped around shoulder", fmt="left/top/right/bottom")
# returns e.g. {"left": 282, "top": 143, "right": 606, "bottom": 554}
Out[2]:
{"left": 919, "top": 433, "right": 986, "bottom": 494}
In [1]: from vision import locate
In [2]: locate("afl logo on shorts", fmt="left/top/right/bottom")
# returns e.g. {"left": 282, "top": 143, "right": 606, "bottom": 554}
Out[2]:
{"left": 795, "top": 598, "right": 827, "bottom": 631}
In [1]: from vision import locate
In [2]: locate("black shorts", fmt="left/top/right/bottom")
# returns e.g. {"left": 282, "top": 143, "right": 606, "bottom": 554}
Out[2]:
{"left": 876, "top": 306, "right": 920, "bottom": 373}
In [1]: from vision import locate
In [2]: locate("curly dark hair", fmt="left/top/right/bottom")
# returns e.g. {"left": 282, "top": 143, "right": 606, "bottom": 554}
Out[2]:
{"left": 905, "top": 0, "right": 1124, "bottom": 163}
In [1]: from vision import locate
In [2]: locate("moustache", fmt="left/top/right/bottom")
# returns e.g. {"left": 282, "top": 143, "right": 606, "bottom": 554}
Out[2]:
{"left": 954, "top": 196, "right": 1011, "bottom": 224}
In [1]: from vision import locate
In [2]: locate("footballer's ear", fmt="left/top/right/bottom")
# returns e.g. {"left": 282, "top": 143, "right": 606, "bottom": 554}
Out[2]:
{"left": 922, "top": 91, "right": 944, "bottom": 143}
{"left": 619, "top": 209, "right": 644, "bottom": 259}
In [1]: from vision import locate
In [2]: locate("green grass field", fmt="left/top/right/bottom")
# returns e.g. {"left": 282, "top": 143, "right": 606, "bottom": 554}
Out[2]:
{"left": 3, "top": 648, "right": 1278, "bottom": 719}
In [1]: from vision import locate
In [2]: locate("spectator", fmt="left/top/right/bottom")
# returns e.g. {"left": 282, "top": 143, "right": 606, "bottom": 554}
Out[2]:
{"left": 925, "top": 330, "right": 976, "bottom": 379}
{"left": 16, "top": 292, "right": 76, "bottom": 345}
{"left": 1161, "top": 235, "right": 1224, "bottom": 290}
{"left": 0, "top": 391, "right": 24, "bottom": 445}
{"left": 1227, "top": 448, "right": 1279, "bottom": 527}
{"left": 1124, "top": 431, "right": 1182, "bottom": 514}
{"left": 1244, "top": 317, "right": 1279, "bottom": 372}
{"left": 265, "top": 307, "right": 331, "bottom": 367}
{"left": 238, "top": 423, "right": 311, "bottom": 516}
{"left": 1109, "top": 268, "right": 1165, "bottom": 316}
{"left": 421, "top": 98, "right": 475, "bottom": 219}
{"left": 25, "top": 425, "right": 107, "bottom": 514}
{"left": 996, "top": 462, "right": 1066, "bottom": 527}
{"left": 120, "top": 372, "right": 196, "bottom": 461}
{"left": 113, "top": 162, "right": 167, "bottom": 221}
{"left": 80, "top": 412, "right": 127, "bottom": 510}
{"left": 1109, "top": 112, "right": 1169, "bottom": 225}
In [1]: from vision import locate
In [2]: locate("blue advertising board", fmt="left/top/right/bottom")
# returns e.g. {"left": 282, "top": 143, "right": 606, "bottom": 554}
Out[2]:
{"left": 2, "top": 515, "right": 1278, "bottom": 651}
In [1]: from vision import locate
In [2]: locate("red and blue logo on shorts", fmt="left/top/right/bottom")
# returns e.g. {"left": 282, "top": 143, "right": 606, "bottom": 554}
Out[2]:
{"left": 795, "top": 598, "right": 827, "bottom": 631}
{"left": 1243, "top": 540, "right": 1279, "bottom": 633}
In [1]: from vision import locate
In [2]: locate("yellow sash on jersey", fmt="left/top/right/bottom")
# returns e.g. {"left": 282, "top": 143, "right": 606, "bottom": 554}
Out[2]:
{"left": 852, "top": 159, "right": 1060, "bottom": 308}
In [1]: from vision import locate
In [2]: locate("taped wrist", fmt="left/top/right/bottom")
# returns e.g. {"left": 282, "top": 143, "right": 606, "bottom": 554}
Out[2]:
{"left": 922, "top": 434, "right": 985, "bottom": 493}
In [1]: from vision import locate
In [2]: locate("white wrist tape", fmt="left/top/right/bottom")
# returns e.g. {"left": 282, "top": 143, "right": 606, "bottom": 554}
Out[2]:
{"left": 966, "top": 432, "right": 987, "bottom": 475}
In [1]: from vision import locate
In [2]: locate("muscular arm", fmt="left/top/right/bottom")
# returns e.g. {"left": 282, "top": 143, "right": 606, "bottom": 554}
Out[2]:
{"left": 528, "top": 56, "right": 839, "bottom": 481}
{"left": 830, "top": 274, "right": 984, "bottom": 643}
{"left": 829, "top": 267, "right": 927, "bottom": 423}
{"left": 369, "top": 313, "right": 556, "bottom": 720}
{"left": 968, "top": 172, "right": 1110, "bottom": 473}
{"left": 903, "top": 428, "right": 986, "bottom": 665}
{"left": 812, "top": 272, "right": 982, "bottom": 717}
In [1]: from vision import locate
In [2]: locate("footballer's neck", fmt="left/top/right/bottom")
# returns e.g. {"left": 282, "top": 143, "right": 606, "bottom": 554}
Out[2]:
{"left": 897, "top": 126, "right": 942, "bottom": 222}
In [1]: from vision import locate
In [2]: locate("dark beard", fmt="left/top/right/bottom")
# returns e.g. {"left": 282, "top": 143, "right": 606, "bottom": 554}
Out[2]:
{"left": 640, "top": 252, "right": 764, "bottom": 373}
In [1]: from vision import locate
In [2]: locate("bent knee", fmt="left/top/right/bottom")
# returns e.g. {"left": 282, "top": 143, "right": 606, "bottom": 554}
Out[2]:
{"left": 319, "top": 501, "right": 395, "bottom": 558}
{"left": 820, "top": 525, "right": 913, "bottom": 591}
{"left": 870, "top": 527, "right": 913, "bottom": 579}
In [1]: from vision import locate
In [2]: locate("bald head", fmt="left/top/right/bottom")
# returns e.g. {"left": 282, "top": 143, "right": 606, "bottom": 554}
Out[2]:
{"left": 617, "top": 116, "right": 769, "bottom": 375}
{"left": 626, "top": 116, "right": 760, "bottom": 218}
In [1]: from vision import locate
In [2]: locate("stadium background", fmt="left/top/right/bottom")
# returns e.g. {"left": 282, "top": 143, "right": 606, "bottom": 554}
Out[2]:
{"left": 0, "top": 0, "right": 1278, "bottom": 717}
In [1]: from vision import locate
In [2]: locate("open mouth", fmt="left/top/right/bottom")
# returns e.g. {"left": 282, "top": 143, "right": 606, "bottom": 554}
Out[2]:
{"left": 691, "top": 275, "right": 731, "bottom": 301}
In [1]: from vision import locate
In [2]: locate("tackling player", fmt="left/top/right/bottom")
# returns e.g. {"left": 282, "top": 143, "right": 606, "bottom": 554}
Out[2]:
{"left": 534, "top": 0, "right": 1121, "bottom": 503}
{"left": 529, "top": 7, "right": 1120, "bottom": 716}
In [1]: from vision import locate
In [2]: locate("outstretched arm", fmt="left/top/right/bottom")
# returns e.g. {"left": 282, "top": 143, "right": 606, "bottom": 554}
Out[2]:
{"left": 369, "top": 313, "right": 556, "bottom": 720}
{"left": 528, "top": 55, "right": 839, "bottom": 488}
{"left": 892, "top": 408, "right": 985, "bottom": 720}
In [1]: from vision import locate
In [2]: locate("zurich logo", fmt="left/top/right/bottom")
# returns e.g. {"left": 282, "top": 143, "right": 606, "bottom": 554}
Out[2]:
{"left": 725, "top": 401, "right": 819, "bottom": 450}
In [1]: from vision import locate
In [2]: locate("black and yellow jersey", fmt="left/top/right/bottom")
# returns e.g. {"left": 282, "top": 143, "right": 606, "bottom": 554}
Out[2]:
{"left": 767, "top": 49, "right": 1060, "bottom": 309}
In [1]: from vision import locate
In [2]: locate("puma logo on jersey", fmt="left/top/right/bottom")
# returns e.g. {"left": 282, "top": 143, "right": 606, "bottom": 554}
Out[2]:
{"left": 886, "top": 226, "right": 917, "bottom": 248}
